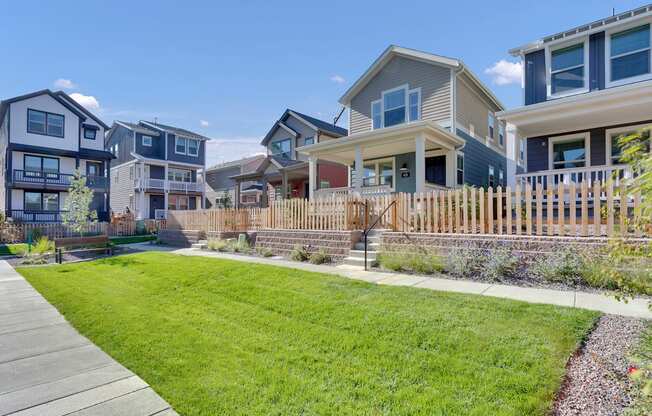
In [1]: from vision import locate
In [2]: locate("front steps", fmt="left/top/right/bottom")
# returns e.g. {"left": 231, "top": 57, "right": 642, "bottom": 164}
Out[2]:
{"left": 341, "top": 229, "right": 387, "bottom": 269}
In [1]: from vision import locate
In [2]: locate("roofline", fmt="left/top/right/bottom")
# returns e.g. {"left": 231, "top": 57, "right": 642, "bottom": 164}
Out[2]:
{"left": 0, "top": 89, "right": 88, "bottom": 122}
{"left": 130, "top": 152, "right": 205, "bottom": 168}
{"left": 139, "top": 120, "right": 210, "bottom": 141}
{"left": 508, "top": 4, "right": 652, "bottom": 56}
{"left": 114, "top": 121, "right": 160, "bottom": 135}
{"left": 455, "top": 63, "right": 505, "bottom": 110}
{"left": 339, "top": 45, "right": 460, "bottom": 105}
{"left": 54, "top": 91, "right": 110, "bottom": 129}
{"left": 205, "top": 155, "right": 265, "bottom": 172}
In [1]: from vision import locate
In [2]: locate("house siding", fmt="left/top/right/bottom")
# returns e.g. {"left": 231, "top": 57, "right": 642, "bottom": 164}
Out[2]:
{"left": 106, "top": 125, "right": 135, "bottom": 165}
{"left": 349, "top": 56, "right": 451, "bottom": 134}
{"left": 457, "top": 129, "right": 506, "bottom": 187}
{"left": 455, "top": 73, "right": 503, "bottom": 143}
{"left": 284, "top": 114, "right": 317, "bottom": 161}
{"left": 525, "top": 137, "right": 549, "bottom": 172}
{"left": 135, "top": 132, "right": 165, "bottom": 159}
{"left": 395, "top": 152, "right": 416, "bottom": 193}
{"left": 589, "top": 32, "right": 606, "bottom": 91}
{"left": 166, "top": 133, "right": 205, "bottom": 165}
{"left": 590, "top": 128, "right": 606, "bottom": 166}
{"left": 524, "top": 50, "right": 547, "bottom": 105}
{"left": 110, "top": 162, "right": 135, "bottom": 213}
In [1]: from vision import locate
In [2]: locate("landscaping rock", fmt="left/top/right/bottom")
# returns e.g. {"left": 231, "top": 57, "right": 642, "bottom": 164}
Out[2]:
{"left": 554, "top": 315, "right": 647, "bottom": 416}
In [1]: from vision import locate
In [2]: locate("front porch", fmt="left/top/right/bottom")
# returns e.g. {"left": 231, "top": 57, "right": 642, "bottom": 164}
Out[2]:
{"left": 299, "top": 121, "right": 464, "bottom": 199}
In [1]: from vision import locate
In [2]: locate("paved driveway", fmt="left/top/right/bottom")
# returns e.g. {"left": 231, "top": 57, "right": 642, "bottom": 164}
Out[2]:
{"left": 0, "top": 261, "right": 177, "bottom": 416}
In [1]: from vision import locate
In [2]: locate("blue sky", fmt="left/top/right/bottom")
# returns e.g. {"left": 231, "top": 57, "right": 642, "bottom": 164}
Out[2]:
{"left": 0, "top": 0, "right": 645, "bottom": 166}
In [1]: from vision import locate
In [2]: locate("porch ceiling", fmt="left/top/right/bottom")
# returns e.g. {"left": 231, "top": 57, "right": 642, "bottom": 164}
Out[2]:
{"left": 498, "top": 80, "right": 652, "bottom": 137}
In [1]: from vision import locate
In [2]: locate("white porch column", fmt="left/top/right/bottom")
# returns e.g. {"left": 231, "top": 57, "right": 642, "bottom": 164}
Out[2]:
{"left": 308, "top": 156, "right": 317, "bottom": 200}
{"left": 163, "top": 164, "right": 169, "bottom": 213}
{"left": 281, "top": 172, "right": 288, "bottom": 200}
{"left": 415, "top": 134, "right": 426, "bottom": 193}
{"left": 354, "top": 144, "right": 363, "bottom": 192}
{"left": 446, "top": 149, "right": 457, "bottom": 188}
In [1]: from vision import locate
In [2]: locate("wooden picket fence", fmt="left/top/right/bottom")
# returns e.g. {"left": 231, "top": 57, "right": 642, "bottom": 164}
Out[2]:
{"left": 166, "top": 181, "right": 647, "bottom": 238}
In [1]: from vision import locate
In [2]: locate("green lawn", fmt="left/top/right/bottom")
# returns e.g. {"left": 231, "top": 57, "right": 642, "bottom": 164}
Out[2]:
{"left": 0, "top": 243, "right": 27, "bottom": 256}
{"left": 109, "top": 234, "right": 157, "bottom": 245}
{"left": 18, "top": 252, "right": 599, "bottom": 416}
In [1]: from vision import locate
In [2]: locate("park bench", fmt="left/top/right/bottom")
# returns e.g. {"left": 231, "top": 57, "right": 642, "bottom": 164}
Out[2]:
{"left": 54, "top": 235, "right": 112, "bottom": 263}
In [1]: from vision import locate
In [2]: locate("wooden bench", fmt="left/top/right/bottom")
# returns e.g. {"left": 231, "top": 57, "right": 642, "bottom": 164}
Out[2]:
{"left": 54, "top": 235, "right": 112, "bottom": 263}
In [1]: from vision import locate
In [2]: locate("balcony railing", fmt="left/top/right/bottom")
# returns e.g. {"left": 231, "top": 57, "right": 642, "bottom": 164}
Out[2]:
{"left": 135, "top": 178, "right": 204, "bottom": 193}
{"left": 314, "top": 185, "right": 393, "bottom": 197}
{"left": 13, "top": 170, "right": 108, "bottom": 189}
{"left": 516, "top": 164, "right": 632, "bottom": 189}
{"left": 9, "top": 209, "right": 109, "bottom": 223}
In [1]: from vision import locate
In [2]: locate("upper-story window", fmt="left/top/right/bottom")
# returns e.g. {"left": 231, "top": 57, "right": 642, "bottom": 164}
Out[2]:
{"left": 27, "top": 109, "right": 64, "bottom": 138}
{"left": 607, "top": 24, "right": 651, "bottom": 86}
{"left": 187, "top": 139, "right": 199, "bottom": 156}
{"left": 174, "top": 136, "right": 200, "bottom": 156}
{"left": 371, "top": 85, "right": 420, "bottom": 130}
{"left": 83, "top": 127, "right": 96, "bottom": 140}
{"left": 142, "top": 135, "right": 152, "bottom": 147}
{"left": 498, "top": 123, "right": 505, "bottom": 146}
{"left": 548, "top": 41, "right": 587, "bottom": 97}
{"left": 487, "top": 113, "right": 495, "bottom": 140}
{"left": 271, "top": 138, "right": 291, "bottom": 159}
{"left": 303, "top": 136, "right": 314, "bottom": 146}
{"left": 175, "top": 137, "right": 186, "bottom": 154}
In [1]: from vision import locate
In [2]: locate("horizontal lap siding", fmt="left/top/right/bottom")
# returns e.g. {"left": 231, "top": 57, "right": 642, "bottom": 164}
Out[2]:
{"left": 457, "top": 129, "right": 506, "bottom": 187}
{"left": 110, "top": 162, "right": 134, "bottom": 214}
{"left": 349, "top": 56, "right": 451, "bottom": 134}
{"left": 456, "top": 75, "right": 502, "bottom": 140}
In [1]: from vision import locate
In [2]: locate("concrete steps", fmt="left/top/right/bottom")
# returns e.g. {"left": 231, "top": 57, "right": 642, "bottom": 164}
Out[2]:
{"left": 341, "top": 230, "right": 385, "bottom": 269}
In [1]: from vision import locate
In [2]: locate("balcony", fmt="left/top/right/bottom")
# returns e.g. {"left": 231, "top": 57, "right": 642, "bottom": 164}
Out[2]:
{"left": 12, "top": 170, "right": 108, "bottom": 189}
{"left": 135, "top": 178, "right": 204, "bottom": 193}
{"left": 9, "top": 210, "right": 110, "bottom": 223}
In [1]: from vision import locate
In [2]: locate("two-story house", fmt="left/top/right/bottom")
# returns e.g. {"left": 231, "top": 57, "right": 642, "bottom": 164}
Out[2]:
{"left": 204, "top": 155, "right": 265, "bottom": 208}
{"left": 106, "top": 120, "right": 208, "bottom": 219}
{"left": 0, "top": 89, "right": 113, "bottom": 222}
{"left": 229, "top": 109, "right": 349, "bottom": 205}
{"left": 299, "top": 45, "right": 508, "bottom": 198}
{"left": 498, "top": 4, "right": 652, "bottom": 188}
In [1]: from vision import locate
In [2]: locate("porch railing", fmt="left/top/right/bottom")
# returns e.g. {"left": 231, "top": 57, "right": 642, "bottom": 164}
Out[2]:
{"left": 516, "top": 165, "right": 632, "bottom": 189}
{"left": 13, "top": 170, "right": 108, "bottom": 189}
{"left": 135, "top": 178, "right": 203, "bottom": 193}
{"left": 9, "top": 210, "right": 110, "bottom": 223}
{"left": 314, "top": 185, "right": 393, "bottom": 197}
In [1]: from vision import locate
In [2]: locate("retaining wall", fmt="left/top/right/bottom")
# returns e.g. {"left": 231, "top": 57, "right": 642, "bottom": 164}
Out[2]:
{"left": 254, "top": 229, "right": 361, "bottom": 260}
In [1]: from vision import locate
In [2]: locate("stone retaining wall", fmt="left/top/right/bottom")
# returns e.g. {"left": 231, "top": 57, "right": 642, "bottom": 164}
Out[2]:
{"left": 158, "top": 229, "right": 206, "bottom": 247}
{"left": 255, "top": 229, "right": 360, "bottom": 260}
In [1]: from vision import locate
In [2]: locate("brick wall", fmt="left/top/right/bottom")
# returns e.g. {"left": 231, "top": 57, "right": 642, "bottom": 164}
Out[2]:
{"left": 255, "top": 229, "right": 360, "bottom": 260}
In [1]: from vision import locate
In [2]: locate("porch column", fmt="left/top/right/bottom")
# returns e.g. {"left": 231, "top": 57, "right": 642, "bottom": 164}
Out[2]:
{"left": 308, "top": 156, "right": 317, "bottom": 200}
{"left": 446, "top": 149, "right": 457, "bottom": 188}
{"left": 415, "top": 134, "right": 426, "bottom": 193}
{"left": 281, "top": 171, "right": 288, "bottom": 200}
{"left": 354, "top": 144, "right": 363, "bottom": 192}
{"left": 234, "top": 180, "right": 241, "bottom": 208}
{"left": 260, "top": 177, "right": 268, "bottom": 208}
{"left": 163, "top": 164, "right": 169, "bottom": 213}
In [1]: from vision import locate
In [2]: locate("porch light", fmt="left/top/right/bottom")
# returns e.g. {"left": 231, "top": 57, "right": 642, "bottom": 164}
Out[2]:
{"left": 399, "top": 163, "right": 409, "bottom": 172}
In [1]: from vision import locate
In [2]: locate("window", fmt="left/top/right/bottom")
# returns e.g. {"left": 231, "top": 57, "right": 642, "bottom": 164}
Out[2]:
{"left": 488, "top": 113, "right": 495, "bottom": 140}
{"left": 550, "top": 135, "right": 588, "bottom": 169}
{"left": 519, "top": 138, "right": 525, "bottom": 161}
{"left": 408, "top": 89, "right": 420, "bottom": 122}
{"left": 319, "top": 180, "right": 330, "bottom": 189}
{"left": 371, "top": 100, "right": 381, "bottom": 129}
{"left": 83, "top": 128, "right": 96, "bottom": 140}
{"left": 499, "top": 169, "right": 504, "bottom": 186}
{"left": 168, "top": 168, "right": 192, "bottom": 182}
{"left": 359, "top": 158, "right": 394, "bottom": 188}
{"left": 607, "top": 126, "right": 651, "bottom": 165}
{"left": 142, "top": 135, "right": 152, "bottom": 147}
{"left": 609, "top": 24, "right": 651, "bottom": 83}
{"left": 550, "top": 43, "right": 585, "bottom": 95}
{"left": 168, "top": 195, "right": 190, "bottom": 211}
{"left": 488, "top": 165, "right": 495, "bottom": 188}
{"left": 24, "top": 191, "right": 58, "bottom": 211}
{"left": 383, "top": 88, "right": 406, "bottom": 127}
{"left": 24, "top": 155, "right": 59, "bottom": 177}
{"left": 27, "top": 109, "right": 64, "bottom": 137}
{"left": 498, "top": 123, "right": 505, "bottom": 146}
{"left": 175, "top": 137, "right": 187, "bottom": 154}
{"left": 187, "top": 139, "right": 199, "bottom": 156}
{"left": 303, "top": 136, "right": 314, "bottom": 146}
{"left": 271, "top": 138, "right": 292, "bottom": 159}
{"left": 456, "top": 154, "right": 464, "bottom": 185}
{"left": 86, "top": 162, "right": 102, "bottom": 177}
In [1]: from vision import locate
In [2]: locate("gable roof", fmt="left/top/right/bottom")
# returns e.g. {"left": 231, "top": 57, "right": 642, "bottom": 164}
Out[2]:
{"left": 338, "top": 45, "right": 504, "bottom": 111}
{"left": 0, "top": 89, "right": 88, "bottom": 127}
{"left": 54, "top": 91, "right": 110, "bottom": 130}
{"left": 114, "top": 121, "right": 161, "bottom": 136}
{"left": 205, "top": 154, "right": 265, "bottom": 172}
{"left": 260, "top": 109, "right": 347, "bottom": 146}
{"left": 509, "top": 4, "right": 652, "bottom": 56}
{"left": 140, "top": 121, "right": 210, "bottom": 141}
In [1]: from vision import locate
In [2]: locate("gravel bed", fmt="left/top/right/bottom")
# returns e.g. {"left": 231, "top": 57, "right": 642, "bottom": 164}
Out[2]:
{"left": 554, "top": 315, "right": 647, "bottom": 416}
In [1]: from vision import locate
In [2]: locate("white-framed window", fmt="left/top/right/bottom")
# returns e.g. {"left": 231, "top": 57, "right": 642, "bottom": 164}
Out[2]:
{"left": 606, "top": 23, "right": 651, "bottom": 87}
{"left": 605, "top": 123, "right": 651, "bottom": 165}
{"left": 487, "top": 113, "right": 495, "bottom": 140}
{"left": 488, "top": 165, "right": 495, "bottom": 188}
{"left": 519, "top": 138, "right": 526, "bottom": 162}
{"left": 546, "top": 39, "right": 588, "bottom": 98}
{"left": 456, "top": 153, "right": 464, "bottom": 185}
{"left": 319, "top": 180, "right": 330, "bottom": 189}
{"left": 142, "top": 135, "right": 152, "bottom": 147}
{"left": 168, "top": 168, "right": 192, "bottom": 182}
{"left": 270, "top": 138, "right": 292, "bottom": 159}
{"left": 353, "top": 157, "right": 395, "bottom": 189}
{"left": 371, "top": 85, "right": 421, "bottom": 130}
{"left": 499, "top": 168, "right": 504, "bottom": 186}
{"left": 175, "top": 136, "right": 187, "bottom": 154}
{"left": 548, "top": 132, "right": 590, "bottom": 170}
{"left": 187, "top": 139, "right": 199, "bottom": 156}
{"left": 83, "top": 128, "right": 96, "bottom": 140}
{"left": 303, "top": 136, "right": 314, "bottom": 146}
{"left": 498, "top": 123, "right": 505, "bottom": 146}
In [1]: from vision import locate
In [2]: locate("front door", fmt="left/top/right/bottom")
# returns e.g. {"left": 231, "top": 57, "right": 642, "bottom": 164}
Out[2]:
{"left": 149, "top": 194, "right": 164, "bottom": 219}
{"left": 425, "top": 156, "right": 446, "bottom": 186}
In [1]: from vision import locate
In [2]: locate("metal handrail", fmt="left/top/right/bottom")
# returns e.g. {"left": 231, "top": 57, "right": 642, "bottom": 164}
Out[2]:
{"left": 362, "top": 199, "right": 397, "bottom": 271}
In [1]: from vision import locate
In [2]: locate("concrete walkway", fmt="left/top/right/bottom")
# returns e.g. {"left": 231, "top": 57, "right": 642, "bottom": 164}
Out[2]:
{"left": 168, "top": 247, "right": 652, "bottom": 319}
{"left": 0, "top": 261, "right": 177, "bottom": 416}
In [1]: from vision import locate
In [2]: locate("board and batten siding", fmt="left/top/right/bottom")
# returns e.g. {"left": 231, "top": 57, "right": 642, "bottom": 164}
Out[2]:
{"left": 349, "top": 56, "right": 451, "bottom": 135}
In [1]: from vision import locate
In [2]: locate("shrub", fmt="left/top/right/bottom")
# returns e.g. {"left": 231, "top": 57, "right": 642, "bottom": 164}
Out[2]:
{"left": 582, "top": 241, "right": 652, "bottom": 295}
{"left": 207, "top": 239, "right": 229, "bottom": 252}
{"left": 377, "top": 251, "right": 406, "bottom": 272}
{"left": 231, "top": 239, "right": 250, "bottom": 254}
{"left": 481, "top": 247, "right": 519, "bottom": 281}
{"left": 377, "top": 250, "right": 444, "bottom": 274}
{"left": 446, "top": 247, "right": 485, "bottom": 277}
{"left": 529, "top": 248, "right": 585, "bottom": 284}
{"left": 256, "top": 247, "right": 274, "bottom": 257}
{"left": 28, "top": 228, "right": 43, "bottom": 243}
{"left": 32, "top": 237, "right": 54, "bottom": 254}
{"left": 309, "top": 249, "right": 331, "bottom": 265}
{"left": 290, "top": 245, "right": 309, "bottom": 262}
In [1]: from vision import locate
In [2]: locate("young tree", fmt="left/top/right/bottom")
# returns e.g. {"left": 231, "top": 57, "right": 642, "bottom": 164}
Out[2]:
{"left": 220, "top": 190, "right": 232, "bottom": 209}
{"left": 62, "top": 169, "right": 98, "bottom": 236}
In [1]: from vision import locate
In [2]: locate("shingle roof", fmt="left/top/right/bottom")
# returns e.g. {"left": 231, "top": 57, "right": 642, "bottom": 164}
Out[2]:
{"left": 206, "top": 154, "right": 265, "bottom": 172}
{"left": 288, "top": 110, "right": 348, "bottom": 137}
{"left": 140, "top": 121, "right": 211, "bottom": 141}
{"left": 270, "top": 155, "right": 304, "bottom": 168}
{"left": 115, "top": 121, "right": 160, "bottom": 136}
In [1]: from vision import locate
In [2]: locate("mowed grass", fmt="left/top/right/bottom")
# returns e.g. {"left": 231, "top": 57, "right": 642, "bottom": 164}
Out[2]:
{"left": 18, "top": 252, "right": 599, "bottom": 416}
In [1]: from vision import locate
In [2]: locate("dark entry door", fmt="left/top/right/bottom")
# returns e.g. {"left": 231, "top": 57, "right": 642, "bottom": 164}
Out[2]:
{"left": 149, "top": 194, "right": 164, "bottom": 219}
{"left": 304, "top": 182, "right": 310, "bottom": 199}
{"left": 425, "top": 156, "right": 446, "bottom": 186}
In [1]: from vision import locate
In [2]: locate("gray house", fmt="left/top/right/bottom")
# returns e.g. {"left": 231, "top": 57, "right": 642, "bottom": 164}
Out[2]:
{"left": 106, "top": 121, "right": 209, "bottom": 219}
{"left": 204, "top": 155, "right": 265, "bottom": 208}
{"left": 299, "top": 45, "right": 509, "bottom": 198}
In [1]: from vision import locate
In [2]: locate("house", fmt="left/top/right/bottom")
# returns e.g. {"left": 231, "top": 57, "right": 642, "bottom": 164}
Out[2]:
{"left": 229, "top": 109, "right": 349, "bottom": 204}
{"left": 298, "top": 45, "right": 508, "bottom": 198}
{"left": 0, "top": 89, "right": 113, "bottom": 222}
{"left": 497, "top": 4, "right": 652, "bottom": 188}
{"left": 106, "top": 120, "right": 208, "bottom": 219}
{"left": 204, "top": 155, "right": 265, "bottom": 208}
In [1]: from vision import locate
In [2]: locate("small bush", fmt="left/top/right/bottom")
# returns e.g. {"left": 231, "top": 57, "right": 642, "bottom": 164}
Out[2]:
{"left": 377, "top": 251, "right": 406, "bottom": 272}
{"left": 446, "top": 247, "right": 485, "bottom": 277}
{"left": 481, "top": 247, "right": 519, "bottom": 281}
{"left": 377, "top": 250, "right": 444, "bottom": 274}
{"left": 32, "top": 237, "right": 54, "bottom": 255}
{"left": 232, "top": 239, "right": 250, "bottom": 254}
{"left": 207, "top": 239, "right": 229, "bottom": 252}
{"left": 309, "top": 249, "right": 331, "bottom": 265}
{"left": 290, "top": 245, "right": 309, "bottom": 262}
{"left": 529, "top": 248, "right": 585, "bottom": 284}
{"left": 256, "top": 247, "right": 274, "bottom": 257}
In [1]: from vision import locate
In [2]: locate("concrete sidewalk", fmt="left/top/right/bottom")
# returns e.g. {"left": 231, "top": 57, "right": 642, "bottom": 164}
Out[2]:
{"left": 170, "top": 247, "right": 652, "bottom": 319}
{"left": 0, "top": 261, "right": 178, "bottom": 416}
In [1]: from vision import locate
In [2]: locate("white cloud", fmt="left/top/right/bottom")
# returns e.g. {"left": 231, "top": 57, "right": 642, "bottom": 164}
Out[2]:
{"left": 330, "top": 74, "right": 346, "bottom": 84}
{"left": 53, "top": 78, "right": 76, "bottom": 89}
{"left": 69, "top": 93, "right": 100, "bottom": 110}
{"left": 205, "top": 136, "right": 266, "bottom": 167}
{"left": 484, "top": 60, "right": 523, "bottom": 86}
{"left": 200, "top": 120, "right": 210, "bottom": 127}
